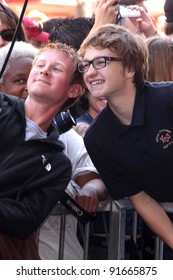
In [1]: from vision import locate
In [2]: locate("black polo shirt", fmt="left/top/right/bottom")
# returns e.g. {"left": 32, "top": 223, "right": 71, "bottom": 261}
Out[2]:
{"left": 84, "top": 82, "right": 173, "bottom": 202}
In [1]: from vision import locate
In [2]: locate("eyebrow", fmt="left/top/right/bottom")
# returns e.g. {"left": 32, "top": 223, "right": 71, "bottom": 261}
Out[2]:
{"left": 13, "top": 73, "right": 28, "bottom": 77}
{"left": 35, "top": 59, "right": 67, "bottom": 69}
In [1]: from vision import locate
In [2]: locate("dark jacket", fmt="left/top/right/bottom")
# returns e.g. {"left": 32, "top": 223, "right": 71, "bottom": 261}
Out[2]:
{"left": 0, "top": 94, "right": 72, "bottom": 239}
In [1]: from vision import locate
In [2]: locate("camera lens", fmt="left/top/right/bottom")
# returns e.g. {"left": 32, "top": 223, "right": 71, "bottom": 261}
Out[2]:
{"left": 55, "top": 110, "right": 76, "bottom": 134}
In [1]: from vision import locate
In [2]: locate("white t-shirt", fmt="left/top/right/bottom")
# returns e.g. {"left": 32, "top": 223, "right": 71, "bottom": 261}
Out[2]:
{"left": 38, "top": 129, "right": 97, "bottom": 260}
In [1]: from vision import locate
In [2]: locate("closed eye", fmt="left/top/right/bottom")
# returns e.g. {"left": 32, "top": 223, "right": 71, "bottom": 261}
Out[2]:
{"left": 54, "top": 67, "right": 63, "bottom": 72}
{"left": 34, "top": 62, "right": 45, "bottom": 68}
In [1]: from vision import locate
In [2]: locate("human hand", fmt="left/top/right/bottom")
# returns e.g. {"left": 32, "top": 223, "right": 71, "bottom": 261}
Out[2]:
{"left": 127, "top": 5, "right": 158, "bottom": 38}
{"left": 76, "top": 187, "right": 99, "bottom": 213}
{"left": 92, "top": 0, "right": 119, "bottom": 30}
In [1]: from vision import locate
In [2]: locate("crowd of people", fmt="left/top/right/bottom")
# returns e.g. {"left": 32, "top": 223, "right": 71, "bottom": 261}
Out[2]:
{"left": 0, "top": 0, "right": 173, "bottom": 260}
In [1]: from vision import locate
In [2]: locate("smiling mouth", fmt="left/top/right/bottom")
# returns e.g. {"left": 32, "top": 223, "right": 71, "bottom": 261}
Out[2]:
{"left": 91, "top": 80, "right": 103, "bottom": 85}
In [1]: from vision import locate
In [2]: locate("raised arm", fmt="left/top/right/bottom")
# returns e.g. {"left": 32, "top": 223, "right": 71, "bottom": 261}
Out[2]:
{"left": 91, "top": 0, "right": 119, "bottom": 33}
{"left": 127, "top": 5, "right": 159, "bottom": 38}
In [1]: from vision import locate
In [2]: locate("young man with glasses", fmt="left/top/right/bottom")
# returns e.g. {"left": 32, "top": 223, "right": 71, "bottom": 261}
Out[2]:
{"left": 78, "top": 23, "right": 173, "bottom": 257}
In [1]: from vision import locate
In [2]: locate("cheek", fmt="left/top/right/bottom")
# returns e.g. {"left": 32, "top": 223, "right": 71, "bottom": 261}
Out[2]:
{"left": 27, "top": 75, "right": 33, "bottom": 88}
{"left": 0, "top": 82, "right": 10, "bottom": 93}
{"left": 10, "top": 85, "right": 22, "bottom": 93}
{"left": 28, "top": 69, "right": 37, "bottom": 81}
{"left": 83, "top": 73, "right": 88, "bottom": 84}
{"left": 55, "top": 76, "right": 71, "bottom": 89}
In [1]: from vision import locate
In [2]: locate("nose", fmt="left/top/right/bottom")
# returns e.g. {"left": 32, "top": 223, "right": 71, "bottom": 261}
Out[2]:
{"left": 84, "top": 64, "right": 98, "bottom": 77}
{"left": 40, "top": 66, "right": 50, "bottom": 76}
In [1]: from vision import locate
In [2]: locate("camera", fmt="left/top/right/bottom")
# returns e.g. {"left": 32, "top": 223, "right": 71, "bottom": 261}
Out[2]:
{"left": 55, "top": 109, "right": 76, "bottom": 134}
{"left": 60, "top": 180, "right": 95, "bottom": 223}
{"left": 119, "top": 5, "right": 141, "bottom": 18}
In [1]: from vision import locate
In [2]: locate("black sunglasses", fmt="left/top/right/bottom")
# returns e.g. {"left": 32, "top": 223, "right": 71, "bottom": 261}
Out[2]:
{"left": 0, "top": 29, "right": 15, "bottom": 41}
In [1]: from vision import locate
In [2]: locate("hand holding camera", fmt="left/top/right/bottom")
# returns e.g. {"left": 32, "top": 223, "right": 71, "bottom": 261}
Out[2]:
{"left": 92, "top": 1, "right": 157, "bottom": 39}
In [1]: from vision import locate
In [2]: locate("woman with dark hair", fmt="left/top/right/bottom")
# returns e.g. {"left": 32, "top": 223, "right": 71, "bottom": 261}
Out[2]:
{"left": 0, "top": 3, "right": 26, "bottom": 47}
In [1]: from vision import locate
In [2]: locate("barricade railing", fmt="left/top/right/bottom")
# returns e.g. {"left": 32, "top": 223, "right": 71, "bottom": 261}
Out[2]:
{"left": 47, "top": 199, "right": 173, "bottom": 260}
{"left": 57, "top": 197, "right": 137, "bottom": 260}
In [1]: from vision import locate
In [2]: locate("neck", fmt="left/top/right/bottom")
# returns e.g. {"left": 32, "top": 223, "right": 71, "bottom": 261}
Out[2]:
{"left": 108, "top": 87, "right": 136, "bottom": 125}
{"left": 88, "top": 107, "right": 98, "bottom": 119}
{"left": 24, "top": 97, "right": 62, "bottom": 132}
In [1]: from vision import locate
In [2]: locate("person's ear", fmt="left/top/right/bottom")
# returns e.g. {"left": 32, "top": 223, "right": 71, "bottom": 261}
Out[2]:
{"left": 68, "top": 83, "right": 83, "bottom": 98}
{"left": 125, "top": 68, "right": 135, "bottom": 79}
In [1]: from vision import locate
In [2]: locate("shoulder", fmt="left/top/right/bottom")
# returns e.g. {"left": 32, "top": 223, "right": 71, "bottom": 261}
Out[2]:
{"left": 145, "top": 81, "right": 173, "bottom": 93}
{"left": 144, "top": 82, "right": 173, "bottom": 105}
{"left": 84, "top": 107, "right": 109, "bottom": 136}
{"left": 59, "top": 128, "right": 86, "bottom": 158}
{"left": 0, "top": 93, "right": 24, "bottom": 113}
{"left": 60, "top": 128, "right": 97, "bottom": 178}
{"left": 60, "top": 128, "right": 83, "bottom": 144}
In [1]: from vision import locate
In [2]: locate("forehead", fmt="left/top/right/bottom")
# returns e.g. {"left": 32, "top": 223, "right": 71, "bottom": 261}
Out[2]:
{"left": 35, "top": 48, "right": 76, "bottom": 72}
{"left": 37, "top": 48, "right": 72, "bottom": 62}
{"left": 4, "top": 57, "right": 33, "bottom": 76}
{"left": 34, "top": 48, "right": 76, "bottom": 79}
{"left": 84, "top": 46, "right": 116, "bottom": 59}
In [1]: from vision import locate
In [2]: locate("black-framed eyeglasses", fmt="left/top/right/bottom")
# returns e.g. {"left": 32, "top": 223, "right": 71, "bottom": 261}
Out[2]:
{"left": 78, "top": 56, "right": 122, "bottom": 73}
{"left": 0, "top": 3, "right": 15, "bottom": 20}
{"left": 0, "top": 29, "right": 15, "bottom": 41}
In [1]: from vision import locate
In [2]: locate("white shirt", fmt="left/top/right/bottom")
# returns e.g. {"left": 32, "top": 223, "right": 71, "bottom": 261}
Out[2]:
{"left": 38, "top": 129, "right": 97, "bottom": 260}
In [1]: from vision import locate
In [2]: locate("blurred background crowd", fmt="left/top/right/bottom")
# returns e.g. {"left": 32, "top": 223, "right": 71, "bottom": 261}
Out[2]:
{"left": 6, "top": 0, "right": 167, "bottom": 36}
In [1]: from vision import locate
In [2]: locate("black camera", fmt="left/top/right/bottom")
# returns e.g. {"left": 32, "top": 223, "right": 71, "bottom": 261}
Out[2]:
{"left": 55, "top": 109, "right": 76, "bottom": 134}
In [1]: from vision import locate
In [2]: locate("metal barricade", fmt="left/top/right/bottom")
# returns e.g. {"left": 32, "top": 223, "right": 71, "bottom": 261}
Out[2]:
{"left": 51, "top": 200, "right": 173, "bottom": 260}
{"left": 57, "top": 197, "right": 137, "bottom": 260}
{"left": 81, "top": 198, "right": 137, "bottom": 260}
{"left": 108, "top": 200, "right": 173, "bottom": 260}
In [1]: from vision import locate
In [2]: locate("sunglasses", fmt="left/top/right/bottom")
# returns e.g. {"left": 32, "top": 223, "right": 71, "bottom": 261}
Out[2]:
{"left": 0, "top": 29, "right": 15, "bottom": 41}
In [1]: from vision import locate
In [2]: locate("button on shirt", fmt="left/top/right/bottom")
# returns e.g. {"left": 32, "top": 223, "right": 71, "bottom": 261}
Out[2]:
{"left": 84, "top": 82, "right": 173, "bottom": 202}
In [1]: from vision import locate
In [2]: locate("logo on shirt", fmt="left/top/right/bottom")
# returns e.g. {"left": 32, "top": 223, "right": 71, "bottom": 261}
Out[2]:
{"left": 42, "top": 155, "right": 52, "bottom": 171}
{"left": 156, "top": 129, "right": 173, "bottom": 149}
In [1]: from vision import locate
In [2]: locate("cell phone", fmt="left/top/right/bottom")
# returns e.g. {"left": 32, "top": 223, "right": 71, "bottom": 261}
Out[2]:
{"left": 119, "top": 5, "right": 141, "bottom": 18}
